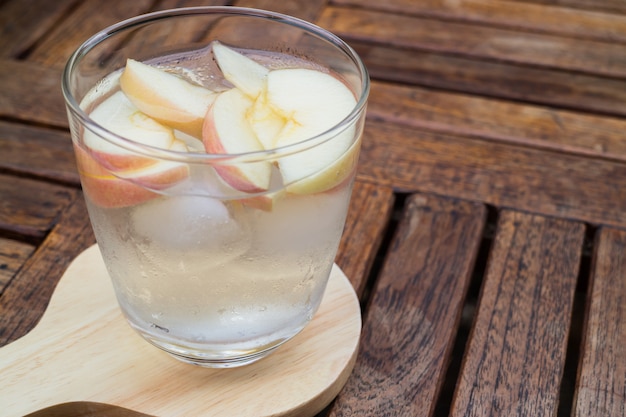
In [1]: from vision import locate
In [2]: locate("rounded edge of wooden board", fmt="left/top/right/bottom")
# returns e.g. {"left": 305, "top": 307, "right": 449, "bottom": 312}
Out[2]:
{"left": 1, "top": 244, "right": 362, "bottom": 417}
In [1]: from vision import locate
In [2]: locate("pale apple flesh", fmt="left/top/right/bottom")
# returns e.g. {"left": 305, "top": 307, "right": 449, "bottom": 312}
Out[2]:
{"left": 204, "top": 42, "right": 359, "bottom": 196}
{"left": 81, "top": 43, "right": 361, "bottom": 210}
{"left": 212, "top": 41, "right": 269, "bottom": 99}
{"left": 80, "top": 91, "right": 190, "bottom": 208}
{"left": 119, "top": 58, "right": 216, "bottom": 138}
{"left": 84, "top": 91, "right": 178, "bottom": 171}
{"left": 203, "top": 88, "right": 272, "bottom": 193}
{"left": 74, "top": 144, "right": 188, "bottom": 208}
{"left": 266, "top": 68, "right": 358, "bottom": 192}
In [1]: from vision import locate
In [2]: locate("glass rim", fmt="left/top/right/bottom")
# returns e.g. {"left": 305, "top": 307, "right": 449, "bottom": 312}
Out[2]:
{"left": 61, "top": 6, "right": 370, "bottom": 164}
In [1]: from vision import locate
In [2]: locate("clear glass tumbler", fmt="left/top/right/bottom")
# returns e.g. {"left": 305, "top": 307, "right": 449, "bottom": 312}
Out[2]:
{"left": 62, "top": 7, "right": 369, "bottom": 368}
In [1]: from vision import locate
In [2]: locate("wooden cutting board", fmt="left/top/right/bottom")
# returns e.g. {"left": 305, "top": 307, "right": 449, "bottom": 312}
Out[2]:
{"left": 0, "top": 244, "right": 361, "bottom": 417}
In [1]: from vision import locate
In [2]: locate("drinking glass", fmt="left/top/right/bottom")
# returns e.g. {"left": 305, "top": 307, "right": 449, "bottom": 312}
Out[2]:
{"left": 62, "top": 6, "right": 369, "bottom": 368}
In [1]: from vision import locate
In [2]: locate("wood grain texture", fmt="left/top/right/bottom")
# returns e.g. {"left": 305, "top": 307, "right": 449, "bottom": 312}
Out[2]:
{"left": 0, "top": 60, "right": 67, "bottom": 127}
{"left": 366, "top": 81, "right": 626, "bottom": 160}
{"left": 510, "top": 0, "right": 626, "bottom": 14}
{"left": 0, "top": 195, "right": 95, "bottom": 346}
{"left": 25, "top": 403, "right": 147, "bottom": 417}
{"left": 0, "top": 245, "right": 360, "bottom": 417}
{"left": 317, "top": 6, "right": 626, "bottom": 78}
{"left": 336, "top": 181, "right": 394, "bottom": 297}
{"left": 329, "top": 194, "right": 486, "bottom": 416}
{"left": 0, "top": 175, "right": 77, "bottom": 241}
{"left": 0, "top": 121, "right": 78, "bottom": 185}
{"left": 450, "top": 210, "right": 584, "bottom": 416}
{"left": 128, "top": 0, "right": 236, "bottom": 55}
{"left": 203, "top": 0, "right": 328, "bottom": 51}
{"left": 234, "top": 0, "right": 328, "bottom": 22}
{"left": 26, "top": 0, "right": 153, "bottom": 68}
{"left": 0, "top": 0, "right": 75, "bottom": 58}
{"left": 0, "top": 238, "right": 34, "bottom": 294}
{"left": 332, "top": 0, "right": 626, "bottom": 43}
{"left": 358, "top": 120, "right": 626, "bottom": 229}
{"left": 573, "top": 227, "right": 626, "bottom": 417}
{"left": 153, "top": 0, "right": 230, "bottom": 9}
{"left": 354, "top": 42, "right": 626, "bottom": 118}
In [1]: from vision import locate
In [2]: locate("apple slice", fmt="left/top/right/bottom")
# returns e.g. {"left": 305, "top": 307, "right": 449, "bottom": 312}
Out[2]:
{"left": 283, "top": 135, "right": 361, "bottom": 195}
{"left": 267, "top": 68, "right": 358, "bottom": 194}
{"left": 212, "top": 41, "right": 284, "bottom": 148}
{"left": 174, "top": 130, "right": 205, "bottom": 152}
{"left": 209, "top": 43, "right": 359, "bottom": 195}
{"left": 212, "top": 41, "right": 268, "bottom": 99}
{"left": 119, "top": 59, "right": 216, "bottom": 138}
{"left": 74, "top": 142, "right": 189, "bottom": 209}
{"left": 84, "top": 91, "right": 178, "bottom": 171}
{"left": 202, "top": 88, "right": 272, "bottom": 193}
{"left": 114, "top": 139, "right": 189, "bottom": 189}
{"left": 81, "top": 91, "right": 190, "bottom": 208}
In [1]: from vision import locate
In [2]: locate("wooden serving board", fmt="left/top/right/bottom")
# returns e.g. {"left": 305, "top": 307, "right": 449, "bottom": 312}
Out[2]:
{"left": 0, "top": 245, "right": 361, "bottom": 417}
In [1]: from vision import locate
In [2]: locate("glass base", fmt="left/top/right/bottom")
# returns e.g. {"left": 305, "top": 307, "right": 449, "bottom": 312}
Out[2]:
{"left": 137, "top": 328, "right": 298, "bottom": 368}
{"left": 156, "top": 344, "right": 281, "bottom": 368}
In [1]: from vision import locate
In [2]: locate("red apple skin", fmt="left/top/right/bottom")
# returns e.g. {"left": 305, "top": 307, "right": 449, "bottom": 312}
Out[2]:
{"left": 89, "top": 148, "right": 157, "bottom": 173}
{"left": 202, "top": 106, "right": 268, "bottom": 194}
{"left": 74, "top": 144, "right": 188, "bottom": 209}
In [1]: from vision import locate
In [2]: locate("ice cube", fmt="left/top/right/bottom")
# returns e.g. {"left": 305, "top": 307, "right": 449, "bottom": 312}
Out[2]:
{"left": 131, "top": 195, "right": 251, "bottom": 272}
{"left": 251, "top": 187, "right": 350, "bottom": 253}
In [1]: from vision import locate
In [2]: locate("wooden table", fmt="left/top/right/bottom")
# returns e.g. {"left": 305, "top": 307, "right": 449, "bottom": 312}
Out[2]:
{"left": 1, "top": 1, "right": 625, "bottom": 416}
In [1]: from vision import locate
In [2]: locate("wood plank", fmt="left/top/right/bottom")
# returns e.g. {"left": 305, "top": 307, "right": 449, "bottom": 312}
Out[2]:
{"left": 329, "top": 194, "right": 486, "bottom": 416}
{"left": 133, "top": 0, "right": 325, "bottom": 59}
{"left": 354, "top": 42, "right": 626, "bottom": 119}
{"left": 450, "top": 210, "right": 584, "bottom": 416}
{"left": 57, "top": 0, "right": 327, "bottom": 83}
{"left": 0, "top": 195, "right": 95, "bottom": 346}
{"left": 26, "top": 0, "right": 153, "bottom": 68}
{"left": 510, "top": 0, "right": 626, "bottom": 15}
{"left": 317, "top": 6, "right": 626, "bottom": 78}
{"left": 332, "top": 0, "right": 626, "bottom": 43}
{"left": 336, "top": 180, "right": 394, "bottom": 296}
{"left": 94, "top": 1, "right": 233, "bottom": 71}
{"left": 0, "top": 238, "right": 35, "bottom": 295}
{"left": 366, "top": 81, "right": 626, "bottom": 160}
{"left": 141, "top": 0, "right": 234, "bottom": 47}
{"left": 0, "top": 175, "right": 77, "bottom": 241}
{"left": 19, "top": 403, "right": 142, "bottom": 417}
{"left": 203, "top": 0, "right": 328, "bottom": 50}
{"left": 573, "top": 227, "right": 626, "bottom": 417}
{"left": 233, "top": 0, "right": 328, "bottom": 22}
{"left": 0, "top": 121, "right": 78, "bottom": 185}
{"left": 153, "top": 0, "right": 229, "bottom": 8}
{"left": 0, "top": 0, "right": 76, "bottom": 58}
{"left": 0, "top": 60, "right": 67, "bottom": 128}
{"left": 358, "top": 120, "right": 626, "bottom": 229}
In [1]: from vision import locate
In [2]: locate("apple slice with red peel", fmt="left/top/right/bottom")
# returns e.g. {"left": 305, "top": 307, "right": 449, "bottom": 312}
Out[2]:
{"left": 202, "top": 88, "right": 272, "bottom": 193}
{"left": 212, "top": 42, "right": 284, "bottom": 149}
{"left": 75, "top": 142, "right": 189, "bottom": 209}
{"left": 113, "top": 139, "right": 189, "bottom": 190}
{"left": 81, "top": 90, "right": 190, "bottom": 208}
{"left": 209, "top": 43, "right": 359, "bottom": 195}
{"left": 84, "top": 91, "right": 178, "bottom": 171}
{"left": 119, "top": 59, "right": 216, "bottom": 138}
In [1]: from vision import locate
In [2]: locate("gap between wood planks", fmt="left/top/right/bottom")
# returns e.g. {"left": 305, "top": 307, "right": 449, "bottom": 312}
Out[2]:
{"left": 356, "top": 192, "right": 595, "bottom": 417}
